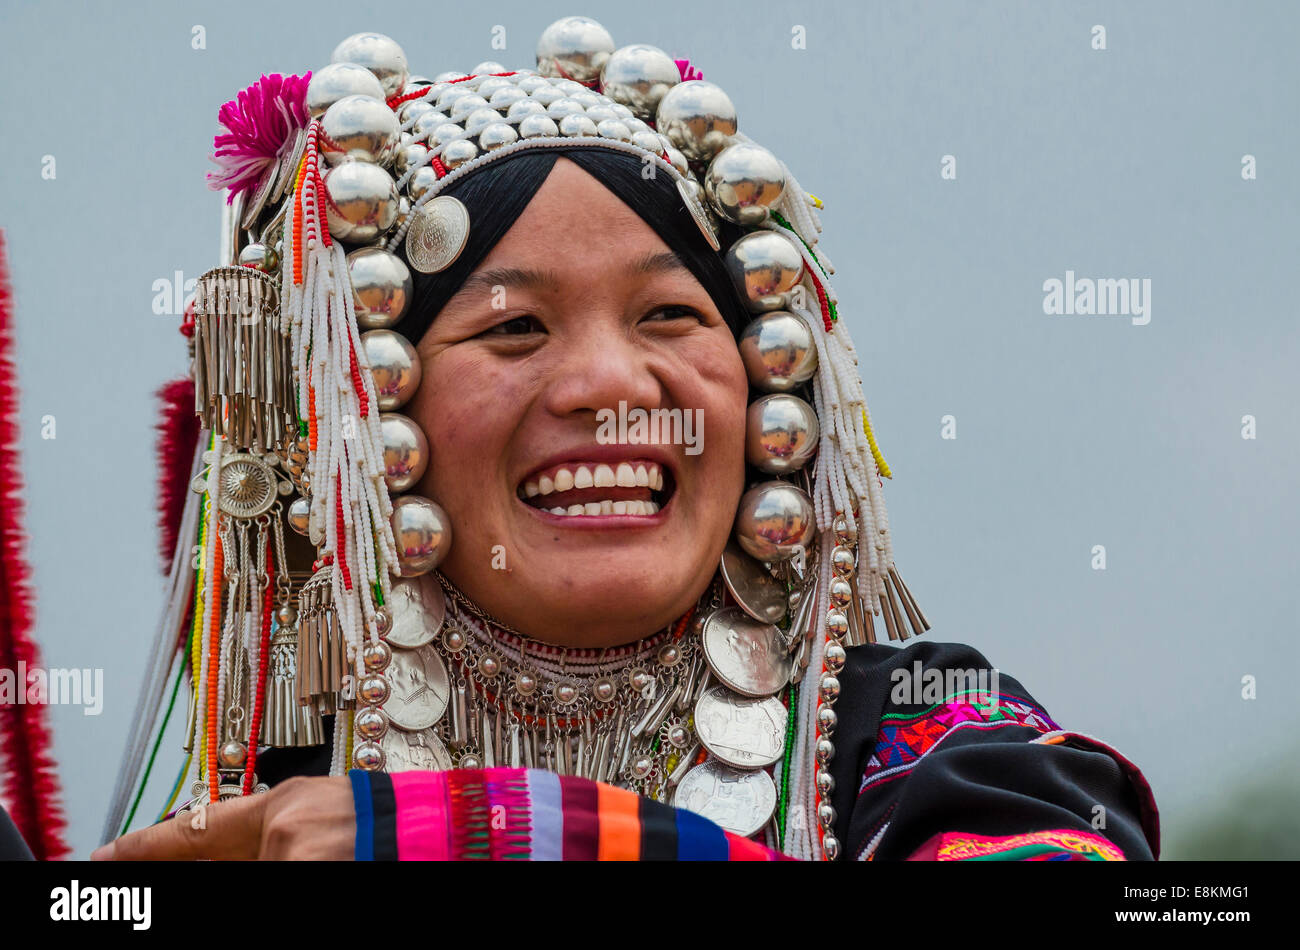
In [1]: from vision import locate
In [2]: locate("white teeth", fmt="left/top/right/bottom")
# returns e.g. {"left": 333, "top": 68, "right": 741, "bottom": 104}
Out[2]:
{"left": 649, "top": 466, "right": 663, "bottom": 491}
{"left": 550, "top": 507, "right": 565, "bottom": 515}
{"left": 612, "top": 500, "right": 627, "bottom": 515}
{"left": 647, "top": 501, "right": 659, "bottom": 514}
{"left": 616, "top": 462, "right": 636, "bottom": 487}
{"left": 594, "top": 464, "right": 615, "bottom": 488}
{"left": 574, "top": 466, "right": 594, "bottom": 489}
{"left": 635, "top": 465, "right": 649, "bottom": 487}
{"left": 600, "top": 499, "right": 614, "bottom": 514}
{"left": 543, "top": 497, "right": 665, "bottom": 517}
{"left": 567, "top": 504, "right": 584, "bottom": 516}
{"left": 584, "top": 501, "right": 601, "bottom": 515}
{"left": 554, "top": 469, "right": 575, "bottom": 492}
{"left": 538, "top": 475, "right": 555, "bottom": 496}
{"left": 524, "top": 481, "right": 540, "bottom": 498}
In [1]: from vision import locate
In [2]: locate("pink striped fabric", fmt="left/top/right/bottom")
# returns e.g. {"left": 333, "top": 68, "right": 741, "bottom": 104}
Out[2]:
{"left": 390, "top": 770, "right": 450, "bottom": 860}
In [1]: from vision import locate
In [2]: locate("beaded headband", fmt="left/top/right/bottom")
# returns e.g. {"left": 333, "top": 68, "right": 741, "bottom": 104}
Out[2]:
{"left": 105, "top": 15, "right": 930, "bottom": 860}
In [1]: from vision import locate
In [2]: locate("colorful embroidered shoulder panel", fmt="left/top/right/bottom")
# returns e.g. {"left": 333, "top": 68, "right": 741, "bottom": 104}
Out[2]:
{"left": 351, "top": 767, "right": 790, "bottom": 861}
{"left": 859, "top": 689, "right": 1060, "bottom": 795}
{"left": 906, "top": 829, "right": 1126, "bottom": 861}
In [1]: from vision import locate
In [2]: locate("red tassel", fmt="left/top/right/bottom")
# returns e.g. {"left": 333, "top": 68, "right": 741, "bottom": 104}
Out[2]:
{"left": 0, "top": 230, "right": 70, "bottom": 860}
{"left": 155, "top": 377, "right": 199, "bottom": 575}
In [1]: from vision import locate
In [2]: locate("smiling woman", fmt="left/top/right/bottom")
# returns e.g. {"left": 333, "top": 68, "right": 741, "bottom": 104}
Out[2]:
{"left": 95, "top": 16, "right": 1160, "bottom": 863}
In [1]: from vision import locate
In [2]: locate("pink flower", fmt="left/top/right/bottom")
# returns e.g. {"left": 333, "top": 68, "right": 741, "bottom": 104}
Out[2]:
{"left": 206, "top": 72, "right": 312, "bottom": 205}
{"left": 674, "top": 58, "right": 704, "bottom": 82}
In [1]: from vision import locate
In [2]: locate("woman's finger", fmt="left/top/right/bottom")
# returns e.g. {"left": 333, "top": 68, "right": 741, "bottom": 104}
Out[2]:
{"left": 91, "top": 794, "right": 265, "bottom": 861}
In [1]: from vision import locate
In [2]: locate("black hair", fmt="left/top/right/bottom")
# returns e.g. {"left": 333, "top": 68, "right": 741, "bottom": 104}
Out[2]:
{"left": 391, "top": 147, "right": 749, "bottom": 345}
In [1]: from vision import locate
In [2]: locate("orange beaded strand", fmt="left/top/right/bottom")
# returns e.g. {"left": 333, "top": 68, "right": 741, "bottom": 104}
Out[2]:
{"left": 205, "top": 528, "right": 225, "bottom": 803}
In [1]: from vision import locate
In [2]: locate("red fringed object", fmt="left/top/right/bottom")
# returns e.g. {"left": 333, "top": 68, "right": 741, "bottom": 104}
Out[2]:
{"left": 0, "top": 230, "right": 70, "bottom": 860}
{"left": 155, "top": 377, "right": 198, "bottom": 575}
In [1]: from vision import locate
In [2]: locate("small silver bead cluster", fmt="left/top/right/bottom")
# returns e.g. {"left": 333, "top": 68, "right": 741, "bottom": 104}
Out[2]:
{"left": 815, "top": 514, "right": 857, "bottom": 860}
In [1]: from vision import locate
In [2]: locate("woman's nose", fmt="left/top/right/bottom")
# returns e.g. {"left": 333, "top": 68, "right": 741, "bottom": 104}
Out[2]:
{"left": 542, "top": 323, "right": 664, "bottom": 420}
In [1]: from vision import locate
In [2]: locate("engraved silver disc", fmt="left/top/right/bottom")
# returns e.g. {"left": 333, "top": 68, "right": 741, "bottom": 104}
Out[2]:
{"left": 701, "top": 606, "right": 791, "bottom": 698}
{"left": 384, "top": 574, "right": 446, "bottom": 649}
{"left": 673, "top": 758, "right": 776, "bottom": 838}
{"left": 677, "top": 177, "right": 720, "bottom": 251}
{"left": 215, "top": 454, "right": 279, "bottom": 519}
{"left": 694, "top": 684, "right": 788, "bottom": 769}
{"left": 380, "top": 726, "right": 453, "bottom": 772}
{"left": 720, "top": 540, "right": 788, "bottom": 624}
{"left": 404, "top": 195, "right": 470, "bottom": 273}
{"left": 383, "top": 642, "right": 450, "bottom": 731}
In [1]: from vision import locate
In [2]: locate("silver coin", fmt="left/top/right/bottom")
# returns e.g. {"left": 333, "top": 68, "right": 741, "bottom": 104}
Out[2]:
{"left": 673, "top": 758, "right": 776, "bottom": 838}
{"left": 404, "top": 194, "right": 470, "bottom": 273}
{"left": 720, "top": 540, "right": 787, "bottom": 624}
{"left": 384, "top": 574, "right": 445, "bottom": 649}
{"left": 380, "top": 726, "right": 453, "bottom": 772}
{"left": 676, "top": 177, "right": 719, "bottom": 251}
{"left": 383, "top": 642, "right": 450, "bottom": 731}
{"left": 694, "top": 685, "right": 787, "bottom": 769}
{"left": 701, "top": 606, "right": 791, "bottom": 698}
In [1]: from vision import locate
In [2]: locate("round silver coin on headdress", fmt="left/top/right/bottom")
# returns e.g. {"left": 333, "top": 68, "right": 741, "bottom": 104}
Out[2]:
{"left": 380, "top": 725, "right": 454, "bottom": 772}
{"left": 694, "top": 685, "right": 788, "bottom": 769}
{"left": 382, "top": 642, "right": 450, "bottom": 732}
{"left": 382, "top": 574, "right": 446, "bottom": 649}
{"left": 701, "top": 606, "right": 791, "bottom": 697}
{"left": 673, "top": 758, "right": 777, "bottom": 838}
{"left": 404, "top": 194, "right": 471, "bottom": 274}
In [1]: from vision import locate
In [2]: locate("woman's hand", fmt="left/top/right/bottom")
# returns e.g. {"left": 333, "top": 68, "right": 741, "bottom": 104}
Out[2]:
{"left": 91, "top": 776, "right": 355, "bottom": 861}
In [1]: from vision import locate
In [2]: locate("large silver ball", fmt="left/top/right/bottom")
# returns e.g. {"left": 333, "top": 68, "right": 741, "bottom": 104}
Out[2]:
{"left": 379, "top": 413, "right": 428, "bottom": 492}
{"left": 320, "top": 95, "right": 400, "bottom": 167}
{"left": 363, "top": 330, "right": 421, "bottom": 411}
{"left": 655, "top": 80, "right": 738, "bottom": 163}
{"left": 306, "top": 63, "right": 386, "bottom": 118}
{"left": 391, "top": 495, "right": 453, "bottom": 576}
{"left": 744, "top": 394, "right": 820, "bottom": 474}
{"left": 287, "top": 496, "right": 311, "bottom": 536}
{"left": 324, "top": 163, "right": 398, "bottom": 243}
{"left": 331, "top": 32, "right": 409, "bottom": 99}
{"left": 347, "top": 246, "right": 412, "bottom": 329}
{"left": 237, "top": 242, "right": 278, "bottom": 273}
{"left": 738, "top": 311, "right": 818, "bottom": 392}
{"left": 536, "top": 15, "right": 615, "bottom": 83}
{"left": 599, "top": 44, "right": 681, "bottom": 121}
{"left": 704, "top": 143, "right": 786, "bottom": 226}
{"left": 724, "top": 230, "right": 805, "bottom": 312}
{"left": 733, "top": 481, "right": 816, "bottom": 562}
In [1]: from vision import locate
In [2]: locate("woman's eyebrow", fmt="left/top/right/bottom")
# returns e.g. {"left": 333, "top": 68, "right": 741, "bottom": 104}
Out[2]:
{"left": 454, "top": 251, "right": 692, "bottom": 299}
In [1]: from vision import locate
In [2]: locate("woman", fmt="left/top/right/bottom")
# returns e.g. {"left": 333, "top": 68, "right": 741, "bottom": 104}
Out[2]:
{"left": 96, "top": 17, "right": 1158, "bottom": 861}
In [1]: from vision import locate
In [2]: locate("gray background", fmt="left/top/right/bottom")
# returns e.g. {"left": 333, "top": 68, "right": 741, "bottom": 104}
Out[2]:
{"left": 1, "top": 1, "right": 1296, "bottom": 858}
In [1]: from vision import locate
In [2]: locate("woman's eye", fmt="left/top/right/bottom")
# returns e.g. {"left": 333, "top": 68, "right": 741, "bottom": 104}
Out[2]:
{"left": 643, "top": 305, "right": 702, "bottom": 324}
{"left": 484, "top": 314, "right": 545, "bottom": 336}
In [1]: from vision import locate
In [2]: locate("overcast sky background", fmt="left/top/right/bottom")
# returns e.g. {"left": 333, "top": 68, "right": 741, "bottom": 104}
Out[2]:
{"left": 1, "top": 1, "right": 1296, "bottom": 858}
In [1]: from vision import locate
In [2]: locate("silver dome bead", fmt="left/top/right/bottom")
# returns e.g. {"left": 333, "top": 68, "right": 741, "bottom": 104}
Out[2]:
{"left": 464, "top": 107, "right": 504, "bottom": 136}
{"left": 733, "top": 481, "right": 815, "bottom": 562}
{"left": 546, "top": 97, "right": 586, "bottom": 120}
{"left": 583, "top": 104, "right": 619, "bottom": 123}
{"left": 630, "top": 130, "right": 665, "bottom": 153}
{"left": 411, "top": 110, "right": 452, "bottom": 142}
{"left": 704, "top": 142, "right": 786, "bottom": 226}
{"left": 819, "top": 674, "right": 841, "bottom": 703}
{"left": 507, "top": 97, "right": 547, "bottom": 120}
{"left": 478, "top": 122, "right": 519, "bottom": 151}
{"left": 744, "top": 393, "right": 820, "bottom": 474}
{"left": 815, "top": 738, "right": 835, "bottom": 765}
{"left": 380, "top": 413, "right": 428, "bottom": 492}
{"left": 361, "top": 639, "right": 392, "bottom": 672}
{"left": 391, "top": 495, "right": 453, "bottom": 576}
{"left": 724, "top": 230, "right": 805, "bottom": 313}
{"left": 347, "top": 246, "right": 412, "bottom": 329}
{"left": 831, "top": 545, "right": 855, "bottom": 577}
{"left": 822, "top": 835, "right": 841, "bottom": 860}
{"left": 817, "top": 802, "right": 836, "bottom": 828}
{"left": 475, "top": 77, "right": 513, "bottom": 99}
{"left": 817, "top": 705, "right": 838, "bottom": 735}
{"left": 354, "top": 705, "right": 389, "bottom": 739}
{"left": 471, "top": 60, "right": 507, "bottom": 75}
{"left": 518, "top": 113, "right": 560, "bottom": 138}
{"left": 393, "top": 142, "right": 428, "bottom": 177}
{"left": 489, "top": 86, "right": 528, "bottom": 110}
{"left": 352, "top": 740, "right": 385, "bottom": 771}
{"left": 363, "top": 330, "right": 421, "bottom": 411}
{"left": 595, "top": 119, "right": 632, "bottom": 142}
{"left": 331, "top": 32, "right": 409, "bottom": 99}
{"left": 516, "top": 75, "right": 552, "bottom": 94}
{"left": 440, "top": 138, "right": 479, "bottom": 170}
{"left": 655, "top": 80, "right": 738, "bottom": 162}
{"left": 406, "top": 165, "right": 439, "bottom": 202}
{"left": 558, "top": 113, "right": 598, "bottom": 137}
{"left": 357, "top": 675, "right": 390, "bottom": 706}
{"left": 323, "top": 163, "right": 398, "bottom": 243}
{"left": 535, "top": 15, "right": 615, "bottom": 83}
{"left": 429, "top": 122, "right": 466, "bottom": 149}
{"left": 825, "top": 610, "right": 850, "bottom": 641}
{"left": 815, "top": 768, "right": 835, "bottom": 796}
{"left": 824, "top": 642, "right": 847, "bottom": 674}
{"left": 738, "top": 311, "right": 818, "bottom": 392}
{"left": 449, "top": 94, "right": 489, "bottom": 119}
{"left": 306, "top": 62, "right": 386, "bottom": 118}
{"left": 829, "top": 577, "right": 854, "bottom": 610}
{"left": 287, "top": 496, "right": 311, "bottom": 536}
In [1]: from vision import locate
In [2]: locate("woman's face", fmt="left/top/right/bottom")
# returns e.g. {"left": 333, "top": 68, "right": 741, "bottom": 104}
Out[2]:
{"left": 410, "top": 157, "right": 749, "bottom": 647}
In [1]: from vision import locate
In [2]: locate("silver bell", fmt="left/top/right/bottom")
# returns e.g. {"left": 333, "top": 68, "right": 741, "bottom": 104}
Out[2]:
{"left": 306, "top": 63, "right": 386, "bottom": 118}
{"left": 347, "top": 247, "right": 412, "bottom": 329}
{"left": 733, "top": 481, "right": 815, "bottom": 562}
{"left": 599, "top": 44, "right": 681, "bottom": 121}
{"left": 331, "top": 32, "right": 409, "bottom": 99}
{"left": 738, "top": 311, "right": 818, "bottom": 392}
{"left": 324, "top": 163, "right": 398, "bottom": 243}
{"left": 391, "top": 495, "right": 454, "bottom": 576}
{"left": 535, "top": 15, "right": 615, "bottom": 83}
{"left": 320, "top": 95, "right": 400, "bottom": 167}
{"left": 655, "top": 80, "right": 738, "bottom": 163}
{"left": 724, "top": 230, "right": 805, "bottom": 312}
{"left": 704, "top": 143, "right": 786, "bottom": 226}
{"left": 744, "top": 394, "right": 820, "bottom": 474}
{"left": 237, "top": 242, "right": 278, "bottom": 273}
{"left": 380, "top": 413, "right": 428, "bottom": 492}
{"left": 363, "top": 330, "right": 421, "bottom": 411}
